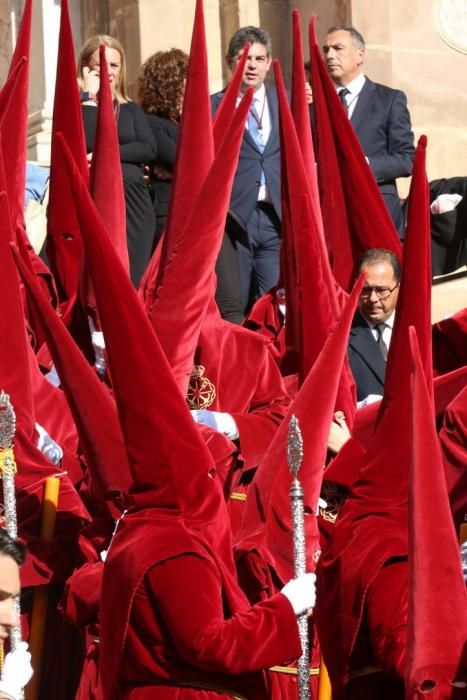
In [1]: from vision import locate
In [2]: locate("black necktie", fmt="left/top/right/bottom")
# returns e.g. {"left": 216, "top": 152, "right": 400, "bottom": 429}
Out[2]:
{"left": 338, "top": 88, "right": 350, "bottom": 114}
{"left": 375, "top": 323, "right": 388, "bottom": 361}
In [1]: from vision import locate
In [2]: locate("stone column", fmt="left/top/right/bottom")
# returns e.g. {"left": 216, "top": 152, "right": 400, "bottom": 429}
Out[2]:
{"left": 349, "top": 0, "right": 467, "bottom": 187}
{"left": 26, "top": 0, "right": 83, "bottom": 164}
{"left": 0, "top": 1, "right": 13, "bottom": 87}
{"left": 27, "top": 0, "right": 60, "bottom": 163}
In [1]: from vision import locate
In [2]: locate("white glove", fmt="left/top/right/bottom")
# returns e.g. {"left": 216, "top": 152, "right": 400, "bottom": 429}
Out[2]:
{"left": 460, "top": 541, "right": 467, "bottom": 584}
{"left": 0, "top": 642, "right": 33, "bottom": 698}
{"left": 315, "top": 498, "right": 328, "bottom": 516}
{"left": 430, "top": 193, "right": 462, "bottom": 215}
{"left": 190, "top": 409, "right": 239, "bottom": 440}
{"left": 281, "top": 573, "right": 316, "bottom": 615}
{"left": 35, "top": 422, "right": 63, "bottom": 466}
{"left": 88, "top": 317, "right": 106, "bottom": 377}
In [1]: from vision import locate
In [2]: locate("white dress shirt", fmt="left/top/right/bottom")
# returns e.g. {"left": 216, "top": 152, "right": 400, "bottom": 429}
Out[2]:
{"left": 367, "top": 310, "right": 395, "bottom": 350}
{"left": 238, "top": 83, "right": 272, "bottom": 201}
{"left": 336, "top": 72, "right": 366, "bottom": 119}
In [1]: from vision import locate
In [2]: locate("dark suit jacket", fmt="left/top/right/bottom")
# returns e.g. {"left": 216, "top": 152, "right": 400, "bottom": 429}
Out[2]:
{"left": 348, "top": 311, "right": 387, "bottom": 402}
{"left": 211, "top": 83, "right": 281, "bottom": 228}
{"left": 350, "top": 77, "right": 414, "bottom": 234}
{"left": 429, "top": 176, "right": 467, "bottom": 275}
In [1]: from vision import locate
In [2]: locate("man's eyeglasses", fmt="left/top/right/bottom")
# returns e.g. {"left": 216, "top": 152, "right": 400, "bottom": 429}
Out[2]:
{"left": 359, "top": 283, "right": 399, "bottom": 300}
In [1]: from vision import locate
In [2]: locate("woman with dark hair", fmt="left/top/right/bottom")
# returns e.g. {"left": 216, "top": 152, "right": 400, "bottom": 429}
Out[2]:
{"left": 138, "top": 49, "right": 188, "bottom": 242}
{"left": 78, "top": 35, "right": 157, "bottom": 287}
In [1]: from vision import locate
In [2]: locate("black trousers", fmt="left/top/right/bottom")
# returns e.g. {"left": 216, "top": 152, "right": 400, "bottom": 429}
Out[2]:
{"left": 237, "top": 202, "right": 281, "bottom": 313}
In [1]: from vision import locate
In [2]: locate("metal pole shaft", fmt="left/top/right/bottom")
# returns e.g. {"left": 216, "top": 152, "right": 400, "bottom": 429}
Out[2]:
{"left": 290, "top": 478, "right": 310, "bottom": 700}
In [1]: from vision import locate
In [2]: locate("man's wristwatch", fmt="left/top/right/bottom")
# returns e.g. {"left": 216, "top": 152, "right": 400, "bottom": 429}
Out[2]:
{"left": 81, "top": 91, "right": 97, "bottom": 103}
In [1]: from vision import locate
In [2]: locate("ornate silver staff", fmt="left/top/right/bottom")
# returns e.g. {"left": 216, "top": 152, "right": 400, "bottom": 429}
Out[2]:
{"left": 0, "top": 391, "right": 22, "bottom": 652}
{"left": 287, "top": 414, "right": 310, "bottom": 700}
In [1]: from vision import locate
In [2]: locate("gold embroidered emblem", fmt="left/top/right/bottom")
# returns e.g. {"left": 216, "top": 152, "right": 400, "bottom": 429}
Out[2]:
{"left": 319, "top": 481, "right": 348, "bottom": 524}
{"left": 186, "top": 365, "right": 216, "bottom": 410}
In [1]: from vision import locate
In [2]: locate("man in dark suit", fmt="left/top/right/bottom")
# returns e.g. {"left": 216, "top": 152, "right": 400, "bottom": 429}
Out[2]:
{"left": 323, "top": 26, "right": 414, "bottom": 237}
{"left": 211, "top": 26, "right": 282, "bottom": 313}
{"left": 348, "top": 249, "right": 401, "bottom": 402}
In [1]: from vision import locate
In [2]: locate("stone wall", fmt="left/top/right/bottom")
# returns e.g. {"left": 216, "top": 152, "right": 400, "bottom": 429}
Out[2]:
{"left": 1, "top": 0, "right": 466, "bottom": 181}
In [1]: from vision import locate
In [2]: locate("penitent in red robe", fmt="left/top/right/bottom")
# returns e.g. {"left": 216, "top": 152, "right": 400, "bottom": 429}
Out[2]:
{"left": 100, "top": 513, "right": 302, "bottom": 700}
{"left": 193, "top": 322, "right": 290, "bottom": 473}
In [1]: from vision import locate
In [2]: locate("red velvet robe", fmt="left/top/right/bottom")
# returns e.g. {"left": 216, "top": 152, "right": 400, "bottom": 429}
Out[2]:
{"left": 194, "top": 322, "right": 290, "bottom": 532}
{"left": 236, "top": 549, "right": 321, "bottom": 699}
{"left": 62, "top": 560, "right": 104, "bottom": 700}
{"left": 194, "top": 322, "right": 290, "bottom": 473}
{"left": 99, "top": 511, "right": 302, "bottom": 700}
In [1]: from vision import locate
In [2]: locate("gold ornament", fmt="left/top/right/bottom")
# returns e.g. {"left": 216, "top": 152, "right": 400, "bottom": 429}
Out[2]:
{"left": 186, "top": 365, "right": 216, "bottom": 410}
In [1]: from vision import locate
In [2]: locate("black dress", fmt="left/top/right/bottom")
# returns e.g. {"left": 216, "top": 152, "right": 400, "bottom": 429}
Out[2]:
{"left": 82, "top": 102, "right": 157, "bottom": 287}
{"left": 145, "top": 114, "right": 178, "bottom": 244}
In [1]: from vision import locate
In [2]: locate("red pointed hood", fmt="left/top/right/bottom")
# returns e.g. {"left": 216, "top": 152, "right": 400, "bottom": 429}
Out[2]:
{"left": 236, "top": 274, "right": 364, "bottom": 582}
{"left": 291, "top": 10, "right": 318, "bottom": 202}
{"left": 139, "top": 40, "right": 250, "bottom": 314}
{"left": 308, "top": 16, "right": 401, "bottom": 290}
{"left": 0, "top": 0, "right": 32, "bottom": 230}
{"left": 0, "top": 141, "right": 35, "bottom": 438}
{"left": 380, "top": 135, "right": 432, "bottom": 416}
{"left": 57, "top": 134, "right": 232, "bottom": 543}
{"left": 155, "top": 0, "right": 214, "bottom": 293}
{"left": 81, "top": 44, "right": 129, "bottom": 319}
{"left": 46, "top": 0, "right": 88, "bottom": 319}
{"left": 274, "top": 60, "right": 356, "bottom": 420}
{"left": 406, "top": 327, "right": 467, "bottom": 698}
{"left": 12, "top": 245, "right": 131, "bottom": 513}
{"left": 149, "top": 90, "right": 253, "bottom": 395}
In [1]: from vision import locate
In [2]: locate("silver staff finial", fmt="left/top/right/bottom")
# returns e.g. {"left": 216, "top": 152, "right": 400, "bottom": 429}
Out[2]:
{"left": 0, "top": 391, "right": 16, "bottom": 452}
{"left": 287, "top": 414, "right": 303, "bottom": 478}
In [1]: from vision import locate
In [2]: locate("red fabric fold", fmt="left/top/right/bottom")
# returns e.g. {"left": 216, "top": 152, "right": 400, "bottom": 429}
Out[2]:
{"left": 406, "top": 327, "right": 467, "bottom": 697}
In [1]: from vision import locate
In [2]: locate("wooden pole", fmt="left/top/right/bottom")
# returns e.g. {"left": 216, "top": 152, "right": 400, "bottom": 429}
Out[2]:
{"left": 317, "top": 657, "right": 332, "bottom": 700}
{"left": 25, "top": 477, "right": 60, "bottom": 700}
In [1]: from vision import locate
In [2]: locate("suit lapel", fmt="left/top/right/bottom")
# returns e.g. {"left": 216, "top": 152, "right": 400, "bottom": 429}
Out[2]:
{"left": 350, "top": 76, "right": 375, "bottom": 135}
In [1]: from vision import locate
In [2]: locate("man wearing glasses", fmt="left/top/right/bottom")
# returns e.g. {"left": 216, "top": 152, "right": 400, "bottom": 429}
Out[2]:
{"left": 348, "top": 249, "right": 401, "bottom": 403}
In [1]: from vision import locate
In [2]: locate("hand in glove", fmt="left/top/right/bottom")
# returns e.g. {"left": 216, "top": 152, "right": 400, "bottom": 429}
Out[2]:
{"left": 461, "top": 541, "right": 467, "bottom": 584}
{"left": 190, "top": 409, "right": 239, "bottom": 440}
{"left": 0, "top": 642, "right": 33, "bottom": 698}
{"left": 281, "top": 573, "right": 316, "bottom": 615}
{"left": 88, "top": 317, "right": 106, "bottom": 377}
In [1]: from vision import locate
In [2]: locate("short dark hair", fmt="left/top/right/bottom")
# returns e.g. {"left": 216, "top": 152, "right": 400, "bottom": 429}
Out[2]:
{"left": 0, "top": 529, "right": 26, "bottom": 566}
{"left": 226, "top": 26, "right": 272, "bottom": 65}
{"left": 326, "top": 25, "right": 366, "bottom": 50}
{"left": 358, "top": 248, "right": 401, "bottom": 282}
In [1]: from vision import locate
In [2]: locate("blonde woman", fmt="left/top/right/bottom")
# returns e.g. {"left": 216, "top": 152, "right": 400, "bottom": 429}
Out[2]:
{"left": 78, "top": 35, "right": 157, "bottom": 286}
